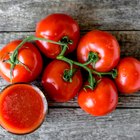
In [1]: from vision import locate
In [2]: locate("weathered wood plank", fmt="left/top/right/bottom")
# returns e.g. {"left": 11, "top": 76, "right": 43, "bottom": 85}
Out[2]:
{"left": 0, "top": 31, "right": 140, "bottom": 107}
{"left": 0, "top": 0, "right": 139, "bottom": 31}
{"left": 0, "top": 31, "right": 140, "bottom": 58}
{"left": 1, "top": 76, "right": 140, "bottom": 108}
{"left": 49, "top": 93, "right": 140, "bottom": 108}
{"left": 0, "top": 108, "right": 140, "bottom": 140}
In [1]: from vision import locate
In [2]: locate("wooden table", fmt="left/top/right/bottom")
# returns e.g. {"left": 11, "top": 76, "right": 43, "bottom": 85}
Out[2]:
{"left": 0, "top": 0, "right": 140, "bottom": 139}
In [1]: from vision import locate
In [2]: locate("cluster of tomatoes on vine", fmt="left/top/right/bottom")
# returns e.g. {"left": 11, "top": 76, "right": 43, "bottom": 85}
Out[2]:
{"left": 0, "top": 13, "right": 140, "bottom": 116}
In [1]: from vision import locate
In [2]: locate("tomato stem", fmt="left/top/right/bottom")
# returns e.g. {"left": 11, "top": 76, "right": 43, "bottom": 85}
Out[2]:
{"left": 57, "top": 56, "right": 100, "bottom": 76}
{"left": 2, "top": 35, "right": 117, "bottom": 85}
{"left": 58, "top": 45, "right": 68, "bottom": 56}
{"left": 10, "top": 35, "right": 69, "bottom": 63}
{"left": 63, "top": 68, "right": 77, "bottom": 82}
{"left": 97, "top": 69, "right": 118, "bottom": 79}
{"left": 27, "top": 35, "right": 67, "bottom": 46}
{"left": 83, "top": 59, "right": 94, "bottom": 66}
{"left": 57, "top": 55, "right": 96, "bottom": 89}
{"left": 58, "top": 36, "right": 73, "bottom": 56}
{"left": 2, "top": 35, "right": 71, "bottom": 83}
{"left": 57, "top": 55, "right": 117, "bottom": 89}
{"left": 84, "top": 52, "right": 99, "bottom": 67}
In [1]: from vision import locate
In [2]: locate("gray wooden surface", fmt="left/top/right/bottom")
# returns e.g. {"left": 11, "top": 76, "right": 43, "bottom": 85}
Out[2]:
{"left": 0, "top": 0, "right": 140, "bottom": 140}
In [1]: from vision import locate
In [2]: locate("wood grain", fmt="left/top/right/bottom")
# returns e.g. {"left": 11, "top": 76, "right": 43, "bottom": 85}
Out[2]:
{"left": 1, "top": 76, "right": 140, "bottom": 108}
{"left": 0, "top": 31, "right": 140, "bottom": 108}
{"left": 0, "top": 31, "right": 140, "bottom": 58}
{"left": 0, "top": 1, "right": 140, "bottom": 139}
{"left": 0, "top": 108, "right": 140, "bottom": 140}
{"left": 0, "top": 0, "right": 139, "bottom": 31}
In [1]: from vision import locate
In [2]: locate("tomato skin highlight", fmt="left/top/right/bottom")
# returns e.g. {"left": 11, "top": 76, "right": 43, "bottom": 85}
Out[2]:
{"left": 78, "top": 78, "right": 118, "bottom": 116}
{"left": 77, "top": 30, "right": 120, "bottom": 72}
{"left": 0, "top": 40, "right": 43, "bottom": 83}
{"left": 115, "top": 57, "right": 140, "bottom": 94}
{"left": 0, "top": 83, "right": 47, "bottom": 134}
{"left": 36, "top": 13, "right": 80, "bottom": 59}
{"left": 42, "top": 60, "right": 83, "bottom": 102}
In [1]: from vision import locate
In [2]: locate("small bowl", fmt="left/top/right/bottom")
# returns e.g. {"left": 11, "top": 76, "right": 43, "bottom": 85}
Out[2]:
{"left": 0, "top": 83, "right": 48, "bottom": 135}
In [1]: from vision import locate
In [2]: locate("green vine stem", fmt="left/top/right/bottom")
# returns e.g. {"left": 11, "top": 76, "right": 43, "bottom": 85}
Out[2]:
{"left": 2, "top": 35, "right": 71, "bottom": 82}
{"left": 83, "top": 52, "right": 99, "bottom": 67}
{"left": 38, "top": 36, "right": 117, "bottom": 90}
{"left": 57, "top": 54, "right": 117, "bottom": 90}
{"left": 10, "top": 35, "right": 67, "bottom": 61}
{"left": 2, "top": 35, "right": 117, "bottom": 88}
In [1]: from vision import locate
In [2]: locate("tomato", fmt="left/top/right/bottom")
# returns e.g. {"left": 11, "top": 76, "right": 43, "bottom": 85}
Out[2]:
{"left": 78, "top": 78, "right": 118, "bottom": 116}
{"left": 0, "top": 40, "right": 43, "bottom": 83}
{"left": 36, "top": 13, "right": 80, "bottom": 59}
{"left": 42, "top": 60, "right": 82, "bottom": 102}
{"left": 115, "top": 57, "right": 140, "bottom": 94}
{"left": 77, "top": 30, "right": 120, "bottom": 72}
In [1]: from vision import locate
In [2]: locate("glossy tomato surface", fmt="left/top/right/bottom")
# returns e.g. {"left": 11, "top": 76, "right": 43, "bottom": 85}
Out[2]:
{"left": 78, "top": 78, "right": 118, "bottom": 116}
{"left": 36, "top": 13, "right": 80, "bottom": 58}
{"left": 115, "top": 57, "right": 140, "bottom": 94}
{"left": 0, "top": 40, "right": 43, "bottom": 83}
{"left": 77, "top": 30, "right": 120, "bottom": 72}
{"left": 42, "top": 60, "right": 83, "bottom": 102}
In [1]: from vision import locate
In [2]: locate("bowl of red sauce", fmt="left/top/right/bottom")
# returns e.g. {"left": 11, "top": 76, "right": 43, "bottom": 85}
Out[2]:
{"left": 0, "top": 83, "right": 48, "bottom": 134}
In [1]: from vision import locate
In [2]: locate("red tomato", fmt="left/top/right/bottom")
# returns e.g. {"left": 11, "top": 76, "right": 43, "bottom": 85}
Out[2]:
{"left": 0, "top": 40, "right": 43, "bottom": 83}
{"left": 78, "top": 78, "right": 118, "bottom": 116}
{"left": 115, "top": 57, "right": 140, "bottom": 94}
{"left": 42, "top": 60, "right": 82, "bottom": 102}
{"left": 77, "top": 30, "right": 120, "bottom": 72}
{"left": 36, "top": 13, "right": 80, "bottom": 59}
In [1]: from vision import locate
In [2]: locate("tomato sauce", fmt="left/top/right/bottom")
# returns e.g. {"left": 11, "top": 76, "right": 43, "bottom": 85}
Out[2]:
{"left": 0, "top": 83, "right": 47, "bottom": 134}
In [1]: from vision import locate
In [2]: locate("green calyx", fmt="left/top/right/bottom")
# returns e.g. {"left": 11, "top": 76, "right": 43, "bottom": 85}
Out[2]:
{"left": 60, "top": 36, "right": 73, "bottom": 45}
{"left": 63, "top": 68, "right": 77, "bottom": 82}
{"left": 83, "top": 52, "right": 99, "bottom": 67}
{"left": 58, "top": 36, "right": 73, "bottom": 56}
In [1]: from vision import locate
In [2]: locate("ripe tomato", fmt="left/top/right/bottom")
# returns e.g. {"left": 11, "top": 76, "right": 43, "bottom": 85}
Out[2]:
{"left": 78, "top": 78, "right": 118, "bottom": 116}
{"left": 42, "top": 60, "right": 82, "bottom": 102}
{"left": 77, "top": 30, "right": 120, "bottom": 72}
{"left": 115, "top": 57, "right": 140, "bottom": 94}
{"left": 36, "top": 13, "right": 80, "bottom": 59}
{"left": 0, "top": 40, "right": 43, "bottom": 83}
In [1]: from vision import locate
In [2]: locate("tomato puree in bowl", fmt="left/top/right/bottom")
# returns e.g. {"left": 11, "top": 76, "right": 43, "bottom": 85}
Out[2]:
{"left": 0, "top": 83, "right": 48, "bottom": 134}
